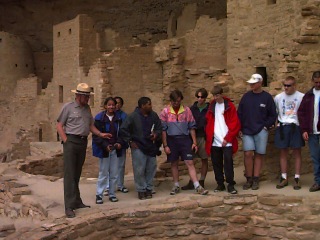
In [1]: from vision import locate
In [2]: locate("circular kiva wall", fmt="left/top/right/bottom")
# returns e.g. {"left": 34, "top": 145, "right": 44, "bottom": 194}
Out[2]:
{"left": 5, "top": 194, "right": 320, "bottom": 239}
{"left": 0, "top": 31, "right": 34, "bottom": 101}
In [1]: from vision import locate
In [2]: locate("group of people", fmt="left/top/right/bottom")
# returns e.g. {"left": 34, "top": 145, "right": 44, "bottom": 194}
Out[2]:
{"left": 57, "top": 70, "right": 320, "bottom": 218}
{"left": 238, "top": 71, "right": 320, "bottom": 193}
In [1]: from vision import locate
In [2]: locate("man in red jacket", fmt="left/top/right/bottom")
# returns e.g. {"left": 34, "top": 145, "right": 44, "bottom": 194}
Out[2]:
{"left": 205, "top": 85, "right": 241, "bottom": 194}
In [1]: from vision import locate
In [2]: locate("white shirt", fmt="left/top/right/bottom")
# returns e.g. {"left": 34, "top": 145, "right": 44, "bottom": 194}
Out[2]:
{"left": 313, "top": 88, "right": 320, "bottom": 134}
{"left": 212, "top": 102, "right": 232, "bottom": 147}
{"left": 274, "top": 91, "right": 304, "bottom": 125}
{"left": 106, "top": 114, "right": 114, "bottom": 122}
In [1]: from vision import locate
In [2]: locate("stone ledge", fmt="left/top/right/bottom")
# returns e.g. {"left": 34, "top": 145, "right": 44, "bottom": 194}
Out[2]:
{"left": 4, "top": 194, "right": 320, "bottom": 239}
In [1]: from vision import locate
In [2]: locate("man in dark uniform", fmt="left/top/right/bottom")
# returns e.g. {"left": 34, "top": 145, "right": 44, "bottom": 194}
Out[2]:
{"left": 57, "top": 83, "right": 110, "bottom": 218}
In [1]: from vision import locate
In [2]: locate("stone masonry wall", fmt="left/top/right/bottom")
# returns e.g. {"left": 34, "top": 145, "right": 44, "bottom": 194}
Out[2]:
{"left": 227, "top": 0, "right": 319, "bottom": 98}
{"left": 154, "top": 15, "right": 227, "bottom": 105}
{"left": 0, "top": 32, "right": 34, "bottom": 102}
{"left": 101, "top": 47, "right": 163, "bottom": 113}
{"left": 33, "top": 52, "right": 53, "bottom": 89}
{"left": 0, "top": 75, "right": 51, "bottom": 159}
{"left": 3, "top": 192, "right": 320, "bottom": 239}
{"left": 184, "top": 16, "right": 227, "bottom": 70}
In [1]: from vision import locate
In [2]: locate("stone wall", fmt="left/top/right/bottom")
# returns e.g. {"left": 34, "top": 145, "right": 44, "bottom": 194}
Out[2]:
{"left": 0, "top": 32, "right": 34, "bottom": 102}
{"left": 34, "top": 52, "right": 53, "bottom": 89}
{"left": 154, "top": 15, "right": 228, "bottom": 105}
{"left": 0, "top": 75, "right": 51, "bottom": 159}
{"left": 227, "top": 0, "right": 320, "bottom": 98}
{"left": 3, "top": 191, "right": 320, "bottom": 239}
{"left": 184, "top": 16, "right": 227, "bottom": 70}
{"left": 101, "top": 47, "right": 163, "bottom": 113}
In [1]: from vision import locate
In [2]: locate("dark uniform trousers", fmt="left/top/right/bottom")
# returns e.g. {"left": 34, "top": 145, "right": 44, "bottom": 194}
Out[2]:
{"left": 63, "top": 135, "right": 88, "bottom": 210}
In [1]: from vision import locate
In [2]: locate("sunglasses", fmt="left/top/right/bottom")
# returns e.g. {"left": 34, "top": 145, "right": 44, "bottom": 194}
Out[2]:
{"left": 283, "top": 84, "right": 292, "bottom": 87}
{"left": 197, "top": 96, "right": 206, "bottom": 99}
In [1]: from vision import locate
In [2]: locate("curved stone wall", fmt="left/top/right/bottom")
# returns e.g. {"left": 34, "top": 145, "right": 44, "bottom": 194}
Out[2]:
{"left": 4, "top": 194, "right": 320, "bottom": 239}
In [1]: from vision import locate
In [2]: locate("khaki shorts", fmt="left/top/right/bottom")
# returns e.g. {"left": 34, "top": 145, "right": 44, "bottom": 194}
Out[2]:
{"left": 194, "top": 137, "right": 208, "bottom": 159}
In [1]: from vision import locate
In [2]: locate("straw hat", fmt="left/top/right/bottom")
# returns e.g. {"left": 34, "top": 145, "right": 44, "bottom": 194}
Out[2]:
{"left": 71, "top": 83, "right": 94, "bottom": 95}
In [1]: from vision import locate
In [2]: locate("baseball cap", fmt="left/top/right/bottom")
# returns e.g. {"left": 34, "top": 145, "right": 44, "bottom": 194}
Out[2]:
{"left": 247, "top": 74, "right": 263, "bottom": 84}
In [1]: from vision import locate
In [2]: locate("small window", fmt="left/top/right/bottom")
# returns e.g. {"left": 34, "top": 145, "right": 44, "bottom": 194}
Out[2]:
{"left": 59, "top": 85, "right": 63, "bottom": 103}
{"left": 69, "top": 29, "right": 72, "bottom": 34}
{"left": 15, "top": 64, "right": 18, "bottom": 67}
{"left": 256, "top": 67, "right": 268, "bottom": 87}
{"left": 267, "top": 0, "right": 276, "bottom": 5}
{"left": 0, "top": 38, "right": 2, "bottom": 43}
{"left": 57, "top": 32, "right": 60, "bottom": 37}
{"left": 39, "top": 128, "right": 43, "bottom": 142}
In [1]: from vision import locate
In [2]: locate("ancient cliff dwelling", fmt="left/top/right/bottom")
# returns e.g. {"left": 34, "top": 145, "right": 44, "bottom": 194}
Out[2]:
{"left": 0, "top": 0, "right": 320, "bottom": 238}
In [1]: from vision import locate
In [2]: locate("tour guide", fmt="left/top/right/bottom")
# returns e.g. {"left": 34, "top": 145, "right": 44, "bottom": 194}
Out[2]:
{"left": 56, "top": 83, "right": 110, "bottom": 218}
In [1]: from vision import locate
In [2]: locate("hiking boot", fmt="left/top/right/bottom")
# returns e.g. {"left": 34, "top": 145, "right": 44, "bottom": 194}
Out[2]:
{"left": 227, "top": 184, "right": 238, "bottom": 194}
{"left": 96, "top": 195, "right": 103, "bottom": 204}
{"left": 199, "top": 180, "right": 205, "bottom": 188}
{"left": 170, "top": 186, "right": 180, "bottom": 195}
{"left": 293, "top": 178, "right": 301, "bottom": 190}
{"left": 309, "top": 183, "right": 320, "bottom": 192}
{"left": 65, "top": 208, "right": 75, "bottom": 218}
{"left": 138, "top": 192, "right": 146, "bottom": 200}
{"left": 195, "top": 185, "right": 209, "bottom": 195}
{"left": 214, "top": 184, "right": 226, "bottom": 192}
{"left": 181, "top": 180, "right": 194, "bottom": 190}
{"left": 276, "top": 177, "right": 288, "bottom": 189}
{"left": 146, "top": 189, "right": 153, "bottom": 199}
{"left": 243, "top": 177, "right": 253, "bottom": 190}
{"left": 251, "top": 178, "right": 259, "bottom": 190}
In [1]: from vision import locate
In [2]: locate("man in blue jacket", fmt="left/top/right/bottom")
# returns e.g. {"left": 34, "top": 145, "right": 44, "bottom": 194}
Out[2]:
{"left": 238, "top": 74, "right": 277, "bottom": 190}
{"left": 120, "top": 97, "right": 162, "bottom": 200}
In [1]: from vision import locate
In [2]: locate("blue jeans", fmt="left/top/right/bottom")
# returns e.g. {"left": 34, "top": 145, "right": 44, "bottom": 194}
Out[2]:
{"left": 105, "top": 149, "right": 126, "bottom": 190}
{"left": 131, "top": 148, "right": 157, "bottom": 192}
{"left": 308, "top": 134, "right": 320, "bottom": 184}
{"left": 117, "top": 149, "right": 127, "bottom": 189}
{"left": 96, "top": 150, "right": 119, "bottom": 198}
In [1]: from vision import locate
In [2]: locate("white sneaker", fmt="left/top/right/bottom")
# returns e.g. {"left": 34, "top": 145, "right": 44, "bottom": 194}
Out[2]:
{"left": 170, "top": 186, "right": 180, "bottom": 195}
